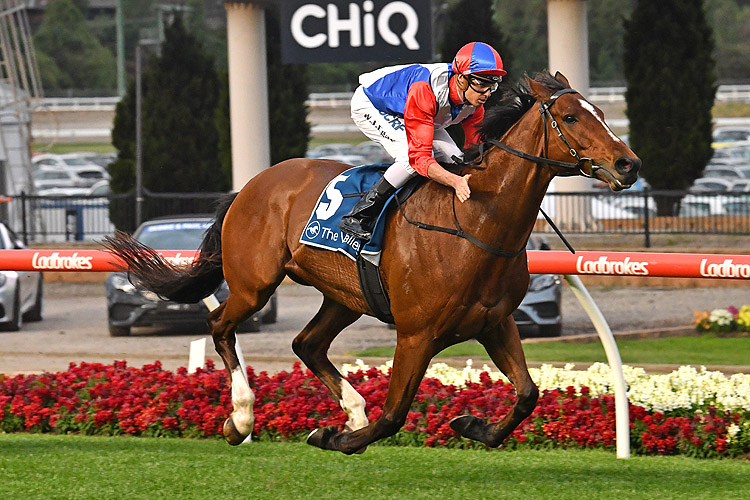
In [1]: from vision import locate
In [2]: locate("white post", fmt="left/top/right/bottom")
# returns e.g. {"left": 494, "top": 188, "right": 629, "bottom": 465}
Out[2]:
{"left": 564, "top": 274, "right": 630, "bottom": 459}
{"left": 187, "top": 337, "right": 206, "bottom": 374}
{"left": 226, "top": 2, "right": 270, "bottom": 191}
{"left": 546, "top": 0, "right": 595, "bottom": 229}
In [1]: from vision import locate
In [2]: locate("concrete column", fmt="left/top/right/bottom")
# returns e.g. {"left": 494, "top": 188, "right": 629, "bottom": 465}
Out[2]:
{"left": 226, "top": 2, "right": 270, "bottom": 191}
{"left": 547, "top": 0, "right": 594, "bottom": 230}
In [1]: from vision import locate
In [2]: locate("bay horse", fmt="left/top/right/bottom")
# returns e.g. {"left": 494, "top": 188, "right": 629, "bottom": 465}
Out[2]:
{"left": 104, "top": 72, "right": 639, "bottom": 454}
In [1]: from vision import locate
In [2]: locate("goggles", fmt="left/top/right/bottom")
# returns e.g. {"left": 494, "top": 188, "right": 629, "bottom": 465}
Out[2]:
{"left": 466, "top": 74, "right": 500, "bottom": 94}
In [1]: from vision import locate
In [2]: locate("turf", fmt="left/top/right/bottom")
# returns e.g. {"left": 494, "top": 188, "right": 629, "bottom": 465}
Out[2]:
{"left": 0, "top": 434, "right": 747, "bottom": 500}
{"left": 355, "top": 334, "right": 750, "bottom": 366}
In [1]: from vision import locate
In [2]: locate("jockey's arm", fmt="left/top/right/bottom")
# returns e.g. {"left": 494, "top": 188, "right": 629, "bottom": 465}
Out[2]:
{"left": 404, "top": 82, "right": 472, "bottom": 202}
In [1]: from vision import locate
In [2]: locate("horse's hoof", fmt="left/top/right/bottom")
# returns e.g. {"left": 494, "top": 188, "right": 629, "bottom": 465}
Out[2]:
{"left": 306, "top": 426, "right": 339, "bottom": 451}
{"left": 223, "top": 417, "right": 249, "bottom": 446}
{"left": 450, "top": 415, "right": 488, "bottom": 443}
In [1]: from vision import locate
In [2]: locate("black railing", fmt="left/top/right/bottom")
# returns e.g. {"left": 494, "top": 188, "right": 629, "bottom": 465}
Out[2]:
{"left": 4, "top": 189, "right": 750, "bottom": 246}
{"left": 6, "top": 191, "right": 225, "bottom": 245}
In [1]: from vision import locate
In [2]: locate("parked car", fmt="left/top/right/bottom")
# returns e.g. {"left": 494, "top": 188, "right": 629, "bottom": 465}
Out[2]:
{"left": 105, "top": 215, "right": 277, "bottom": 337}
{"left": 32, "top": 153, "right": 103, "bottom": 171}
{"left": 703, "top": 165, "right": 748, "bottom": 179}
{"left": 713, "top": 126, "right": 750, "bottom": 144}
{"left": 33, "top": 164, "right": 110, "bottom": 191}
{"left": 353, "top": 141, "right": 392, "bottom": 164}
{"left": 0, "top": 221, "right": 43, "bottom": 331}
{"left": 513, "top": 236, "right": 562, "bottom": 337}
{"left": 306, "top": 143, "right": 368, "bottom": 165}
{"left": 36, "top": 179, "right": 111, "bottom": 197}
{"left": 690, "top": 177, "right": 735, "bottom": 193}
{"left": 67, "top": 152, "right": 117, "bottom": 170}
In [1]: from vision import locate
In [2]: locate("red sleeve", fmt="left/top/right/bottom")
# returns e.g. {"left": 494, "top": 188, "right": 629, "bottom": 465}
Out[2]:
{"left": 403, "top": 81, "right": 438, "bottom": 177}
{"left": 461, "top": 106, "right": 485, "bottom": 148}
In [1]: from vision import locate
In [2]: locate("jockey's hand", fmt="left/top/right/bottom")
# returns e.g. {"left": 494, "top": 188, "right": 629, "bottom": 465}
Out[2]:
{"left": 426, "top": 162, "right": 471, "bottom": 202}
{"left": 453, "top": 174, "right": 471, "bottom": 203}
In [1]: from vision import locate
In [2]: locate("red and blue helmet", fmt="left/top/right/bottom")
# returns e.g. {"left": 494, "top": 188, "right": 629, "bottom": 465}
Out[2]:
{"left": 452, "top": 42, "right": 506, "bottom": 81}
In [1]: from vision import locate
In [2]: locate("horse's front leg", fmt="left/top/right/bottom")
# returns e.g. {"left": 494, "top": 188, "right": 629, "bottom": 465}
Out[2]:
{"left": 450, "top": 316, "right": 539, "bottom": 448}
{"left": 307, "top": 334, "right": 436, "bottom": 454}
{"left": 208, "top": 300, "right": 256, "bottom": 445}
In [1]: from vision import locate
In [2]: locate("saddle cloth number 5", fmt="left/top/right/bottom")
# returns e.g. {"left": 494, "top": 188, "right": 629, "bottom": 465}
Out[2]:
{"left": 315, "top": 174, "right": 349, "bottom": 221}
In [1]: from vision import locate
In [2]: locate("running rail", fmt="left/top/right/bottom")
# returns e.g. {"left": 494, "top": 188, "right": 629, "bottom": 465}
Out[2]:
{"left": 3, "top": 248, "right": 750, "bottom": 459}
{"left": 2, "top": 249, "right": 750, "bottom": 277}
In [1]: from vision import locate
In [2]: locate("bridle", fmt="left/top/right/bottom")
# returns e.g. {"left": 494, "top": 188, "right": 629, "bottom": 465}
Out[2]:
{"left": 468, "top": 88, "right": 599, "bottom": 178}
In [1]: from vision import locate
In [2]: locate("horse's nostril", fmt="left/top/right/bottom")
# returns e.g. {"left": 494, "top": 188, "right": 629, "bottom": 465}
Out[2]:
{"left": 615, "top": 157, "right": 640, "bottom": 175}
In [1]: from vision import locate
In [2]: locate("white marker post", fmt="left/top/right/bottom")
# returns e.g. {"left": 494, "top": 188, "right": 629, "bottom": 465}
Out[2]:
{"left": 187, "top": 337, "right": 206, "bottom": 374}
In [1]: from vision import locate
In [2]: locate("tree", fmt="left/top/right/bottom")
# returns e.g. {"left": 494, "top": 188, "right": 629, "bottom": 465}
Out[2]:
{"left": 438, "top": 0, "right": 511, "bottom": 145}
{"left": 33, "top": 0, "right": 116, "bottom": 91}
{"left": 623, "top": 0, "right": 716, "bottom": 215}
{"left": 110, "top": 15, "right": 227, "bottom": 229}
{"left": 493, "top": 0, "right": 546, "bottom": 78}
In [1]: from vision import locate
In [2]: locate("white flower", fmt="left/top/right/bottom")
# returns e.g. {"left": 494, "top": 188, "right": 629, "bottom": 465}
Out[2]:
{"left": 709, "top": 308, "right": 734, "bottom": 326}
{"left": 342, "top": 359, "right": 750, "bottom": 413}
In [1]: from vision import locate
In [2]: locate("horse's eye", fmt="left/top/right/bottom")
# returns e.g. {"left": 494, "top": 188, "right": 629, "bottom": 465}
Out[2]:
{"left": 563, "top": 114, "right": 577, "bottom": 124}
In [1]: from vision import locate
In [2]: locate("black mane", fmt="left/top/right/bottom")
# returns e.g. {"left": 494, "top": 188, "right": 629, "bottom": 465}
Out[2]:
{"left": 477, "top": 72, "right": 567, "bottom": 142}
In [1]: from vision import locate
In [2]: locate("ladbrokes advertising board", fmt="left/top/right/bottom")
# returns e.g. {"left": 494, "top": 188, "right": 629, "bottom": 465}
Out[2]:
{"left": 280, "top": 0, "right": 432, "bottom": 64}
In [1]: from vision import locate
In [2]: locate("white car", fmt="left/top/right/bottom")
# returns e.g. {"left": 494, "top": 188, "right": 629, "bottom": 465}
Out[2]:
{"left": 33, "top": 164, "right": 110, "bottom": 191}
{"left": 713, "top": 126, "right": 750, "bottom": 144}
{"left": 690, "top": 177, "right": 735, "bottom": 193}
{"left": 306, "top": 143, "right": 368, "bottom": 165}
{"left": 0, "top": 222, "right": 43, "bottom": 331}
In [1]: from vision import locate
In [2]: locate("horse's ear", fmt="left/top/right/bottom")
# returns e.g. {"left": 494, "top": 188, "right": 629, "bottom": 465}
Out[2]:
{"left": 525, "top": 73, "right": 553, "bottom": 102}
{"left": 554, "top": 71, "right": 571, "bottom": 88}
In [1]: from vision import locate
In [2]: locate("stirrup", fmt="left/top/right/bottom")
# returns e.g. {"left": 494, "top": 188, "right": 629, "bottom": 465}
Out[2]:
{"left": 339, "top": 216, "right": 374, "bottom": 240}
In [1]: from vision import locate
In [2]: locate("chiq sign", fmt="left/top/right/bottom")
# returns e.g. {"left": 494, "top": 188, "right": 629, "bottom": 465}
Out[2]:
{"left": 280, "top": 0, "right": 432, "bottom": 64}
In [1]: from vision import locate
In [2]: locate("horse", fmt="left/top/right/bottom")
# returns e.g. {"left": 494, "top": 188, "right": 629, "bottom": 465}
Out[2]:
{"left": 104, "top": 72, "right": 640, "bottom": 454}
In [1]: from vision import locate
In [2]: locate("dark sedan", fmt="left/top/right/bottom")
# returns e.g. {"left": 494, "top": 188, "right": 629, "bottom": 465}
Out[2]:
{"left": 105, "top": 216, "right": 276, "bottom": 336}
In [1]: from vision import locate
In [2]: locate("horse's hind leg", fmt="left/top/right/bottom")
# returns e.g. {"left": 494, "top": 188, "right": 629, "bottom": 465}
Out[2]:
{"left": 292, "top": 297, "right": 368, "bottom": 434}
{"left": 208, "top": 286, "right": 278, "bottom": 445}
{"left": 307, "top": 334, "right": 436, "bottom": 454}
{"left": 450, "top": 316, "right": 539, "bottom": 448}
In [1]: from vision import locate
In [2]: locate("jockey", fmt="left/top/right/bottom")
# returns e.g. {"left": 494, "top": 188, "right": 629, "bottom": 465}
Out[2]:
{"left": 339, "top": 41, "right": 506, "bottom": 240}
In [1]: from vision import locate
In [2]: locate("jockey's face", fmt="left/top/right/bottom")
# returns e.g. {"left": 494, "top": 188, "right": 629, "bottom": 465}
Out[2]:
{"left": 457, "top": 74, "right": 498, "bottom": 107}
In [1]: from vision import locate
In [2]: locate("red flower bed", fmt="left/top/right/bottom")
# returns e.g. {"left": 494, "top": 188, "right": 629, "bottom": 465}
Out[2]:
{"left": 0, "top": 361, "right": 745, "bottom": 458}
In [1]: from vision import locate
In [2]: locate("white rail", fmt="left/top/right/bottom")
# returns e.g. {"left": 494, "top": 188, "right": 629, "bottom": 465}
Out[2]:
{"left": 35, "top": 85, "right": 750, "bottom": 112}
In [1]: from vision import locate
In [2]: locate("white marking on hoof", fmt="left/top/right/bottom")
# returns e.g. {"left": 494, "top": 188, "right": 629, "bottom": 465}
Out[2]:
{"left": 340, "top": 378, "right": 368, "bottom": 432}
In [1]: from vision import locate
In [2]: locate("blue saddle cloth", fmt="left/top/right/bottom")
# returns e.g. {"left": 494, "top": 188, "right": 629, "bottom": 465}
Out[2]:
{"left": 299, "top": 164, "right": 393, "bottom": 261}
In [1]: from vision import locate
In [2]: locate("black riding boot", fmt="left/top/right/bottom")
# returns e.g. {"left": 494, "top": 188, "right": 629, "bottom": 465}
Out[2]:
{"left": 338, "top": 177, "right": 396, "bottom": 240}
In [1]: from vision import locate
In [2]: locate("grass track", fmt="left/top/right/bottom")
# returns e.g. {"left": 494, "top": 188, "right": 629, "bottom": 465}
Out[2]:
{"left": 1, "top": 434, "right": 748, "bottom": 500}
{"left": 356, "top": 334, "right": 750, "bottom": 366}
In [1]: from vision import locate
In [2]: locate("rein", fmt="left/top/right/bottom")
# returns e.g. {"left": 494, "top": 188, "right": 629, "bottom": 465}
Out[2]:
{"left": 399, "top": 87, "right": 589, "bottom": 257}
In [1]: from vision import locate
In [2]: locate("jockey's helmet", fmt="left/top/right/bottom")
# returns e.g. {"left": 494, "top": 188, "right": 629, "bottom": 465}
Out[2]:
{"left": 452, "top": 42, "right": 506, "bottom": 85}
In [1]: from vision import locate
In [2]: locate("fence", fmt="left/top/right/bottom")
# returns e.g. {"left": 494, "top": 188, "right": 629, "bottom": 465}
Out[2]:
{"left": 536, "top": 189, "right": 750, "bottom": 246}
{"left": 3, "top": 189, "right": 750, "bottom": 245}
{"left": 2, "top": 191, "right": 225, "bottom": 245}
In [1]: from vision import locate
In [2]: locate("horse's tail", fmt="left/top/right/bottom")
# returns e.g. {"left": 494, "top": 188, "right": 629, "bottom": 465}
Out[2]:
{"left": 103, "top": 193, "right": 238, "bottom": 303}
